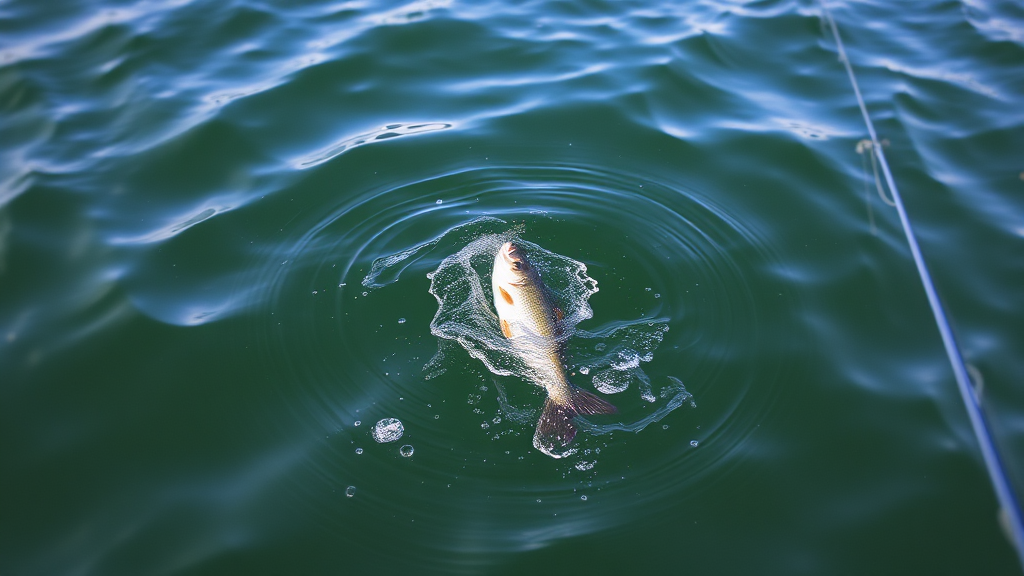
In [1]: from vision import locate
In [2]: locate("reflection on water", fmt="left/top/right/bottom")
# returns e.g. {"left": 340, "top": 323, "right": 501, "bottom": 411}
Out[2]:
{"left": 297, "top": 122, "right": 453, "bottom": 168}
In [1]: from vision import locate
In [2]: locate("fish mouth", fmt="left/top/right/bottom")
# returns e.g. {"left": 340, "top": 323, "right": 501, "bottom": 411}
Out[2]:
{"left": 500, "top": 242, "right": 525, "bottom": 265}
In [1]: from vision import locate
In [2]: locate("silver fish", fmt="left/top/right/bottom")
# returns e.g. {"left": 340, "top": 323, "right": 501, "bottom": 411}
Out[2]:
{"left": 492, "top": 241, "right": 616, "bottom": 457}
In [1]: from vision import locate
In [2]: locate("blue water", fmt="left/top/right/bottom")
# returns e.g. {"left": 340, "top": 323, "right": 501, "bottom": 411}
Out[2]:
{"left": 2, "top": 0, "right": 1023, "bottom": 574}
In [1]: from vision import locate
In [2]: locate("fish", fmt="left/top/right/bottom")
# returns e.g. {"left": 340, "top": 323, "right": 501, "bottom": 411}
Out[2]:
{"left": 492, "top": 240, "right": 617, "bottom": 457}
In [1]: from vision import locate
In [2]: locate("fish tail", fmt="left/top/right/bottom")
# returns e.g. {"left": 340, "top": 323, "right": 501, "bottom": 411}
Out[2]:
{"left": 568, "top": 385, "right": 618, "bottom": 416}
{"left": 533, "top": 386, "right": 617, "bottom": 458}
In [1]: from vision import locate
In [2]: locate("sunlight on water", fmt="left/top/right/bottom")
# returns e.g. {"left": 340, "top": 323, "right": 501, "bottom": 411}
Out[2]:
{"left": 297, "top": 122, "right": 454, "bottom": 168}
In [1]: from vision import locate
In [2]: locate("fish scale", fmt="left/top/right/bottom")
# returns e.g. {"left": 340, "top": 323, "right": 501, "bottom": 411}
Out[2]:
{"left": 491, "top": 241, "right": 617, "bottom": 458}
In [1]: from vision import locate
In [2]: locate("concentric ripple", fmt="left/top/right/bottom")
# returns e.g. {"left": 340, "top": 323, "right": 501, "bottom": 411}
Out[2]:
{"left": 248, "top": 161, "right": 792, "bottom": 561}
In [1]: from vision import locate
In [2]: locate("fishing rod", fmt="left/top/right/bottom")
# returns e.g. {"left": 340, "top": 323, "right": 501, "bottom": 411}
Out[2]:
{"left": 819, "top": 1, "right": 1024, "bottom": 569}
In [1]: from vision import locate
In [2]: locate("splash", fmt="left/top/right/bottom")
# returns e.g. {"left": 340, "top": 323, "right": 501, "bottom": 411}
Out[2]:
{"left": 362, "top": 216, "right": 508, "bottom": 290}
{"left": 424, "top": 234, "right": 597, "bottom": 385}
{"left": 363, "top": 221, "right": 695, "bottom": 454}
{"left": 371, "top": 418, "right": 405, "bottom": 443}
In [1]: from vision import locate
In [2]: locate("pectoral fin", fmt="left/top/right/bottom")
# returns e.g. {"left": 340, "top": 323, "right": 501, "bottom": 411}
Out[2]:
{"left": 499, "top": 286, "right": 514, "bottom": 305}
{"left": 553, "top": 307, "right": 564, "bottom": 321}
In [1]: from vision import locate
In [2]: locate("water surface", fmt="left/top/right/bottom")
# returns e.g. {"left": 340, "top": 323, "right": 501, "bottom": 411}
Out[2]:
{"left": 2, "top": 0, "right": 1024, "bottom": 574}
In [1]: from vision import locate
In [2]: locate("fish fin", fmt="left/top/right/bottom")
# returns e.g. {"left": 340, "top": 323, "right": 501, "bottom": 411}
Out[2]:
{"left": 553, "top": 307, "right": 564, "bottom": 321}
{"left": 499, "top": 286, "right": 514, "bottom": 305}
{"left": 533, "top": 397, "right": 577, "bottom": 458}
{"left": 568, "top": 385, "right": 618, "bottom": 416}
{"left": 500, "top": 318, "right": 512, "bottom": 338}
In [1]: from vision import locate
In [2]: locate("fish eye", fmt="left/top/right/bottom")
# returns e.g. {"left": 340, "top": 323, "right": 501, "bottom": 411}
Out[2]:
{"left": 512, "top": 261, "right": 522, "bottom": 270}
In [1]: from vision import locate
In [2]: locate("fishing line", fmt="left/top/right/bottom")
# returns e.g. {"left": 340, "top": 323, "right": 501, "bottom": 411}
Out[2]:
{"left": 819, "top": 1, "right": 1024, "bottom": 568}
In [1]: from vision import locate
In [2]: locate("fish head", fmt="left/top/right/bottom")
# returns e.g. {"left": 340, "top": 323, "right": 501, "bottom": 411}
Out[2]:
{"left": 498, "top": 241, "right": 532, "bottom": 276}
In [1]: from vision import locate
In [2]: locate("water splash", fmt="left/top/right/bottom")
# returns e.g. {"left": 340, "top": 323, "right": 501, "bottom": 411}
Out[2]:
{"left": 367, "top": 223, "right": 695, "bottom": 452}
{"left": 372, "top": 418, "right": 404, "bottom": 443}
{"left": 362, "top": 216, "right": 508, "bottom": 290}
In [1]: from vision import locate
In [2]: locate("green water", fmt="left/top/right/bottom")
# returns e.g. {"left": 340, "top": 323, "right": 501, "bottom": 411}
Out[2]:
{"left": 2, "top": 0, "right": 1024, "bottom": 574}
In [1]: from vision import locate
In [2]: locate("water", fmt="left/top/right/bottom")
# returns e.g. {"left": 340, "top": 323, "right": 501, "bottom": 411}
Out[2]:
{"left": 2, "top": 0, "right": 1023, "bottom": 574}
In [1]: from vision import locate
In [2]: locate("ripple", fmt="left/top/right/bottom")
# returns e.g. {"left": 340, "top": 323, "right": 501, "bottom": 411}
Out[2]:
{"left": 248, "top": 161, "right": 791, "bottom": 557}
{"left": 295, "top": 122, "right": 454, "bottom": 168}
{"left": 109, "top": 202, "right": 237, "bottom": 245}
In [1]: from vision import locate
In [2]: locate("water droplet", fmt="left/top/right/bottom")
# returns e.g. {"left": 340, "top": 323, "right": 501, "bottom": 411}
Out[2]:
{"left": 400, "top": 445, "right": 414, "bottom": 457}
{"left": 362, "top": 291, "right": 368, "bottom": 296}
{"left": 581, "top": 495, "right": 588, "bottom": 501}
{"left": 435, "top": 199, "right": 443, "bottom": 204}
{"left": 398, "top": 318, "right": 406, "bottom": 324}
{"left": 312, "top": 290, "right": 318, "bottom": 295}
{"left": 492, "top": 416, "right": 502, "bottom": 424}
{"left": 481, "top": 422, "right": 490, "bottom": 429}
{"left": 662, "top": 424, "right": 669, "bottom": 430}
{"left": 354, "top": 420, "right": 361, "bottom": 426}
{"left": 645, "top": 287, "right": 651, "bottom": 291}
{"left": 372, "top": 418, "right": 404, "bottom": 443}
{"left": 434, "top": 414, "right": 439, "bottom": 419}
{"left": 339, "top": 282, "right": 347, "bottom": 287}
{"left": 345, "top": 486, "right": 356, "bottom": 497}
{"left": 690, "top": 440, "right": 699, "bottom": 447}
{"left": 579, "top": 366, "right": 590, "bottom": 375}
{"left": 654, "top": 293, "right": 660, "bottom": 298}
{"left": 355, "top": 447, "right": 363, "bottom": 454}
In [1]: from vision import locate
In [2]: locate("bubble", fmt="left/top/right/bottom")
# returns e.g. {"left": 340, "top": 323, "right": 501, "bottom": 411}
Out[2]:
{"left": 611, "top": 349, "right": 641, "bottom": 370}
{"left": 579, "top": 366, "right": 590, "bottom": 375}
{"left": 654, "top": 293, "right": 660, "bottom": 298}
{"left": 398, "top": 318, "right": 406, "bottom": 324}
{"left": 434, "top": 415, "right": 440, "bottom": 419}
{"left": 372, "top": 418, "right": 404, "bottom": 443}
{"left": 690, "top": 440, "right": 699, "bottom": 447}
{"left": 355, "top": 447, "right": 363, "bottom": 454}
{"left": 312, "top": 290, "right": 318, "bottom": 295}
{"left": 662, "top": 424, "right": 669, "bottom": 430}
{"left": 400, "top": 445, "right": 414, "bottom": 457}
{"left": 436, "top": 199, "right": 443, "bottom": 204}
{"left": 581, "top": 495, "right": 588, "bottom": 501}
{"left": 575, "top": 460, "right": 595, "bottom": 471}
{"left": 592, "top": 369, "right": 630, "bottom": 394}
{"left": 481, "top": 422, "right": 490, "bottom": 429}
{"left": 345, "top": 486, "right": 356, "bottom": 497}
{"left": 645, "top": 287, "right": 652, "bottom": 292}
{"left": 354, "top": 420, "right": 361, "bottom": 426}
